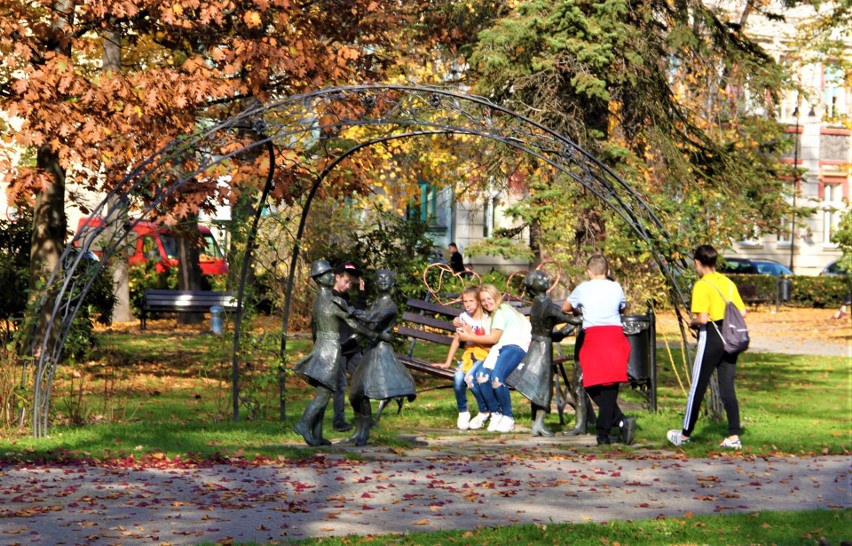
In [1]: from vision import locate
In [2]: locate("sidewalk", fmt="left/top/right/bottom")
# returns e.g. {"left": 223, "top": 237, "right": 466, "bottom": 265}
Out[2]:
{"left": 1, "top": 435, "right": 849, "bottom": 545}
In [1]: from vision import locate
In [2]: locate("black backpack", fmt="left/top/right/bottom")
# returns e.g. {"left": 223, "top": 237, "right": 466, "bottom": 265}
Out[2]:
{"left": 702, "top": 280, "right": 750, "bottom": 354}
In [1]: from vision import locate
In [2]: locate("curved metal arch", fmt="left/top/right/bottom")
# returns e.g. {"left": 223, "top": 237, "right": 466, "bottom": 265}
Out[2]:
{"left": 28, "top": 84, "right": 692, "bottom": 436}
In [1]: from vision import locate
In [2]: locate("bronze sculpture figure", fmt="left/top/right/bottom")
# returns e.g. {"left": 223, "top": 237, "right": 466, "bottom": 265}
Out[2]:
{"left": 507, "top": 270, "right": 581, "bottom": 436}
{"left": 345, "top": 269, "right": 416, "bottom": 446}
{"left": 292, "top": 260, "right": 376, "bottom": 447}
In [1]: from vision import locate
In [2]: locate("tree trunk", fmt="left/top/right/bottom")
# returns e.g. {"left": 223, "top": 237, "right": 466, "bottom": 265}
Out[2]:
{"left": 29, "top": 146, "right": 67, "bottom": 304}
{"left": 102, "top": 28, "right": 131, "bottom": 323}
{"left": 176, "top": 215, "right": 205, "bottom": 325}
{"left": 529, "top": 216, "right": 543, "bottom": 269}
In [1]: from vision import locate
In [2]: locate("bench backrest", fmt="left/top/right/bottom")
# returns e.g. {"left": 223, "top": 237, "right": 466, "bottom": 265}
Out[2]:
{"left": 143, "top": 289, "right": 237, "bottom": 310}
{"left": 398, "top": 298, "right": 461, "bottom": 347}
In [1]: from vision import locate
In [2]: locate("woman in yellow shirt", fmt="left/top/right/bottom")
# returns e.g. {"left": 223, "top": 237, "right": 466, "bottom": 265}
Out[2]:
{"left": 667, "top": 245, "right": 747, "bottom": 450}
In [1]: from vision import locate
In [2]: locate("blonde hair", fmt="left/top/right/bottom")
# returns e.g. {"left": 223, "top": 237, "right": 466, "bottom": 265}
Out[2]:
{"left": 462, "top": 286, "right": 480, "bottom": 299}
{"left": 478, "top": 284, "right": 504, "bottom": 311}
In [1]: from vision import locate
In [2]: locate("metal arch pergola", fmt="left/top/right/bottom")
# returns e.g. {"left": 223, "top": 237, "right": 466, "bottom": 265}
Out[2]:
{"left": 26, "top": 84, "right": 693, "bottom": 437}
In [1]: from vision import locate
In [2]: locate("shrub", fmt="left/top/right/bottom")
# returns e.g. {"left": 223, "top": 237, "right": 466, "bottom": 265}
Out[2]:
{"left": 727, "top": 274, "right": 851, "bottom": 308}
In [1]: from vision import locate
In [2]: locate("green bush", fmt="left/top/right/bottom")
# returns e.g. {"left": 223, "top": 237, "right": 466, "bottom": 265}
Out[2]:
{"left": 727, "top": 273, "right": 851, "bottom": 307}
{"left": 0, "top": 207, "right": 116, "bottom": 360}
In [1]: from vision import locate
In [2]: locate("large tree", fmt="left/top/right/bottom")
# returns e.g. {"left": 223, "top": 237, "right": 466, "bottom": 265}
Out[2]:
{"left": 460, "top": 0, "right": 796, "bottom": 276}
{"left": 0, "top": 0, "right": 434, "bottom": 326}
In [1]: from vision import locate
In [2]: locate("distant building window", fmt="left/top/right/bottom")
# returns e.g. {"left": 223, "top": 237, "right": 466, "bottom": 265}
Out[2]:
{"left": 407, "top": 181, "right": 438, "bottom": 224}
{"left": 822, "top": 181, "right": 844, "bottom": 243}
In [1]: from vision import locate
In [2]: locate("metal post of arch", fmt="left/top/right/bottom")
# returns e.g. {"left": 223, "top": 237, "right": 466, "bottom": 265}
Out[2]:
{"left": 27, "top": 84, "right": 693, "bottom": 436}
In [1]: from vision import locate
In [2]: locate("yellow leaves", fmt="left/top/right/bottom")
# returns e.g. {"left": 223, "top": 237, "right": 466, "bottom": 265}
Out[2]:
{"left": 244, "top": 11, "right": 262, "bottom": 28}
{"left": 172, "top": 3, "right": 183, "bottom": 16}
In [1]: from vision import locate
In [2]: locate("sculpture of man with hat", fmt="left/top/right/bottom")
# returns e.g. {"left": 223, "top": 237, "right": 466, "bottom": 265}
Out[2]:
{"left": 292, "top": 259, "right": 376, "bottom": 446}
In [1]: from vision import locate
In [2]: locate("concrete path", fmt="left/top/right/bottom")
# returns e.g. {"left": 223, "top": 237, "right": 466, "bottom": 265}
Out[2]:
{"left": 0, "top": 436, "right": 849, "bottom": 545}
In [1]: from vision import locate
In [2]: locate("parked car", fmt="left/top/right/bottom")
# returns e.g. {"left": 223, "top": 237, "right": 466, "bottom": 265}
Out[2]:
{"left": 719, "top": 257, "right": 793, "bottom": 276}
{"left": 75, "top": 217, "right": 229, "bottom": 276}
{"left": 820, "top": 259, "right": 849, "bottom": 276}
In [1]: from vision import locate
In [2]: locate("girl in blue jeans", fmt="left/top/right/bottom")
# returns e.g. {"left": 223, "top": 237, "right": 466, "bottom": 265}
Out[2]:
{"left": 437, "top": 287, "right": 492, "bottom": 430}
{"left": 458, "top": 284, "right": 532, "bottom": 433}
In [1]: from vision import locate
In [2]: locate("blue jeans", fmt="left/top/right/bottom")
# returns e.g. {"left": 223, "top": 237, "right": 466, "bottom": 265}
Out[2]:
{"left": 475, "top": 345, "right": 526, "bottom": 419}
{"left": 455, "top": 360, "right": 487, "bottom": 413}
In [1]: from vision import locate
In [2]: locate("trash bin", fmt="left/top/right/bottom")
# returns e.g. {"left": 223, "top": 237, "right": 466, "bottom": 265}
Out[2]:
{"left": 777, "top": 278, "right": 792, "bottom": 302}
{"left": 622, "top": 314, "right": 652, "bottom": 381}
{"left": 210, "top": 305, "right": 224, "bottom": 335}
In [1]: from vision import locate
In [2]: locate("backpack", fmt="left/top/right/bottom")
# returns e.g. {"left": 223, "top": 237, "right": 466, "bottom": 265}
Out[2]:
{"left": 701, "top": 280, "right": 750, "bottom": 354}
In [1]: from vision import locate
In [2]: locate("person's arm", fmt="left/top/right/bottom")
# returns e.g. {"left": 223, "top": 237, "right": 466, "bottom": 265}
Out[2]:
{"left": 437, "top": 333, "right": 462, "bottom": 368}
{"left": 351, "top": 278, "right": 367, "bottom": 309}
{"left": 689, "top": 312, "right": 710, "bottom": 328}
{"left": 458, "top": 325, "right": 502, "bottom": 345}
{"left": 689, "top": 281, "right": 711, "bottom": 328}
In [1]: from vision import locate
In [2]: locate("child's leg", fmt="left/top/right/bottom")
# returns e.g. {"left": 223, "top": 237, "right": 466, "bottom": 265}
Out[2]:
{"left": 466, "top": 361, "right": 489, "bottom": 413}
{"left": 587, "top": 384, "right": 619, "bottom": 440}
{"left": 452, "top": 366, "right": 469, "bottom": 412}
{"left": 475, "top": 368, "right": 500, "bottom": 413}
{"left": 490, "top": 345, "right": 526, "bottom": 419}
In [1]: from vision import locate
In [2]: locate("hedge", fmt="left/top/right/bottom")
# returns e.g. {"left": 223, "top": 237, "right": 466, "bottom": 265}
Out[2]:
{"left": 727, "top": 274, "right": 852, "bottom": 308}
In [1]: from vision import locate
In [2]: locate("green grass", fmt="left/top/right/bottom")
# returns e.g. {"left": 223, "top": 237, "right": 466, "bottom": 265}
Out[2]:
{"left": 194, "top": 508, "right": 850, "bottom": 545}
{"left": 0, "top": 324, "right": 849, "bottom": 460}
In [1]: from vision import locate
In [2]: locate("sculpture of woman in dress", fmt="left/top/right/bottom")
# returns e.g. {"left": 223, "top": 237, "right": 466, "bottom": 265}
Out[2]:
{"left": 507, "top": 270, "right": 580, "bottom": 436}
{"left": 345, "top": 269, "right": 417, "bottom": 446}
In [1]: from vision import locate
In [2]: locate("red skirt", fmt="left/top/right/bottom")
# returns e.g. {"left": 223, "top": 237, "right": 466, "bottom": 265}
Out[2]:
{"left": 578, "top": 325, "right": 630, "bottom": 387}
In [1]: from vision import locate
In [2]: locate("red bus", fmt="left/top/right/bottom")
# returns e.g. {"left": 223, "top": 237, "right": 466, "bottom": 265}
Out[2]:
{"left": 75, "top": 217, "right": 228, "bottom": 276}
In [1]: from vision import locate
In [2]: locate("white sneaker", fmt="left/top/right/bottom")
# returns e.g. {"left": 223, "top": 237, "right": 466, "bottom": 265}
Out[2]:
{"left": 496, "top": 416, "right": 515, "bottom": 433}
{"left": 468, "top": 412, "right": 490, "bottom": 430}
{"left": 667, "top": 429, "right": 690, "bottom": 447}
{"left": 719, "top": 437, "right": 742, "bottom": 450}
{"left": 487, "top": 413, "right": 504, "bottom": 432}
{"left": 457, "top": 411, "right": 471, "bottom": 431}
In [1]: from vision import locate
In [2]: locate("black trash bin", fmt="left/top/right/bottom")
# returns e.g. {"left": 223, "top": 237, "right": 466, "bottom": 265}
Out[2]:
{"left": 621, "top": 311, "right": 657, "bottom": 412}
{"left": 622, "top": 314, "right": 652, "bottom": 380}
{"left": 777, "top": 278, "right": 792, "bottom": 302}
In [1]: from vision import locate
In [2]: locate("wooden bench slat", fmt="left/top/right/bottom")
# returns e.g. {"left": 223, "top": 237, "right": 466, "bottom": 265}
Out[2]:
{"left": 396, "top": 326, "right": 454, "bottom": 346}
{"left": 405, "top": 298, "right": 462, "bottom": 318}
{"left": 397, "top": 354, "right": 455, "bottom": 380}
{"left": 141, "top": 289, "right": 238, "bottom": 329}
{"left": 401, "top": 311, "right": 455, "bottom": 332}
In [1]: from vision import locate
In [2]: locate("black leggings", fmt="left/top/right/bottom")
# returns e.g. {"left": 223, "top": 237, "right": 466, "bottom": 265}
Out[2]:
{"left": 681, "top": 322, "right": 741, "bottom": 437}
{"left": 586, "top": 383, "right": 624, "bottom": 439}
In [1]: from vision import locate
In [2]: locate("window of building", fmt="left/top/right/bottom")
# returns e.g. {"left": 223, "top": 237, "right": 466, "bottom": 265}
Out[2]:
{"left": 821, "top": 180, "right": 845, "bottom": 244}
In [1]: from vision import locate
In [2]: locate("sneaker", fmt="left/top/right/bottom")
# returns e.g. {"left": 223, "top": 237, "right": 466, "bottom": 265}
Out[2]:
{"left": 666, "top": 429, "right": 690, "bottom": 447}
{"left": 333, "top": 422, "right": 353, "bottom": 432}
{"left": 720, "top": 437, "right": 742, "bottom": 450}
{"left": 457, "top": 411, "right": 471, "bottom": 431}
{"left": 487, "top": 413, "right": 504, "bottom": 432}
{"left": 619, "top": 417, "right": 637, "bottom": 445}
{"left": 496, "top": 416, "right": 515, "bottom": 433}
{"left": 468, "top": 412, "right": 490, "bottom": 430}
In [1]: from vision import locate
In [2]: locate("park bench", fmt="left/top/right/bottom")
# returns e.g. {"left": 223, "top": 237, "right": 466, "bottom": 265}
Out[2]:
{"left": 395, "top": 297, "right": 578, "bottom": 424}
{"left": 737, "top": 283, "right": 771, "bottom": 308}
{"left": 140, "top": 289, "right": 237, "bottom": 330}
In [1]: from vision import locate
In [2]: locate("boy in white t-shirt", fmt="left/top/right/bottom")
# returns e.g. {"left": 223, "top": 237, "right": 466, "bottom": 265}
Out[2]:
{"left": 562, "top": 255, "right": 635, "bottom": 445}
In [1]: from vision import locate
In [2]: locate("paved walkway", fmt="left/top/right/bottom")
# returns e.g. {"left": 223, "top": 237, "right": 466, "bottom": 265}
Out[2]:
{"left": 0, "top": 436, "right": 849, "bottom": 545}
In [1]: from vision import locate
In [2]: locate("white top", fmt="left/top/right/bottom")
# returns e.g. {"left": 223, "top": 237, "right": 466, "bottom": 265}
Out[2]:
{"left": 458, "top": 311, "right": 490, "bottom": 338}
{"left": 567, "top": 279, "right": 626, "bottom": 329}
{"left": 482, "top": 303, "right": 532, "bottom": 369}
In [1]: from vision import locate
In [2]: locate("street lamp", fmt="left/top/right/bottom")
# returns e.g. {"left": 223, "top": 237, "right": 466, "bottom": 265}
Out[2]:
{"left": 789, "top": 105, "right": 799, "bottom": 273}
